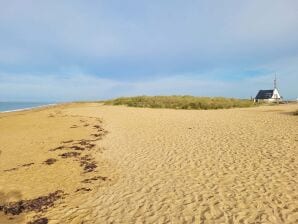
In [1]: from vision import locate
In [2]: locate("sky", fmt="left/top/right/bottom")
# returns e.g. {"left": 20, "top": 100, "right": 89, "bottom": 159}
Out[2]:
{"left": 0, "top": 0, "right": 297, "bottom": 102}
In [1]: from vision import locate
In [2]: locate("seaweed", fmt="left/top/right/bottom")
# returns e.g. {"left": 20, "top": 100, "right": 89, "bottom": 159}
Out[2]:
{"left": 43, "top": 158, "right": 57, "bottom": 165}
{"left": 49, "top": 146, "right": 65, "bottom": 151}
{"left": 70, "top": 145, "right": 85, "bottom": 151}
{"left": 75, "top": 188, "right": 91, "bottom": 192}
{"left": 3, "top": 167, "right": 19, "bottom": 172}
{"left": 59, "top": 152, "right": 81, "bottom": 158}
{"left": 61, "top": 140, "right": 73, "bottom": 144}
{"left": 27, "top": 217, "right": 48, "bottom": 224}
{"left": 0, "top": 191, "right": 64, "bottom": 216}
{"left": 82, "top": 176, "right": 109, "bottom": 183}
{"left": 80, "top": 155, "right": 97, "bottom": 173}
{"left": 22, "top": 163, "right": 34, "bottom": 167}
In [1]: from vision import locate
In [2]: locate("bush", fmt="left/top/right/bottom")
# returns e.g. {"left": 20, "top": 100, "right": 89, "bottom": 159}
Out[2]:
{"left": 104, "top": 95, "right": 258, "bottom": 110}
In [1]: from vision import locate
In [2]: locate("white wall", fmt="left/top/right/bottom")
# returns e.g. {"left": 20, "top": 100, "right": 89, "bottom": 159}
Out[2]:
{"left": 272, "top": 88, "right": 282, "bottom": 99}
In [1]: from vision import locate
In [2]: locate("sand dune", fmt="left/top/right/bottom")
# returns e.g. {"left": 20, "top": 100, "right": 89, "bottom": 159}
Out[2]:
{"left": 0, "top": 103, "right": 297, "bottom": 223}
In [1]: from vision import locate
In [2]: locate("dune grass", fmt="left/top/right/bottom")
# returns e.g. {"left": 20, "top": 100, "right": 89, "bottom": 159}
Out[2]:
{"left": 104, "top": 96, "right": 258, "bottom": 110}
{"left": 293, "top": 110, "right": 298, "bottom": 116}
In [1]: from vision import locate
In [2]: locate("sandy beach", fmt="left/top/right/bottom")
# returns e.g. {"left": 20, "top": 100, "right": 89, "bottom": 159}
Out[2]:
{"left": 0, "top": 103, "right": 297, "bottom": 223}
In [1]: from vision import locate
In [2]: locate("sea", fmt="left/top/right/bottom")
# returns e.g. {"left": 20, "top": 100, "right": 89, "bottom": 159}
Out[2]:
{"left": 0, "top": 102, "right": 55, "bottom": 113}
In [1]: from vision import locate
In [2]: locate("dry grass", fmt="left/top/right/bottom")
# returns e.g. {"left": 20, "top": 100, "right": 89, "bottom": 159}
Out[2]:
{"left": 293, "top": 109, "right": 298, "bottom": 116}
{"left": 105, "top": 95, "right": 258, "bottom": 110}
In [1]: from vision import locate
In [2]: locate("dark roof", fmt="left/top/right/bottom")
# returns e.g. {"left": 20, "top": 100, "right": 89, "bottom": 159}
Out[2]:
{"left": 255, "top": 90, "right": 273, "bottom": 99}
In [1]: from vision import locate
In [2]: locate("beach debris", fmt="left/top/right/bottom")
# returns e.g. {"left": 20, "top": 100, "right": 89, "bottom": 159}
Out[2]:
{"left": 43, "top": 158, "right": 57, "bottom": 165}
{"left": 90, "top": 125, "right": 108, "bottom": 140}
{"left": 47, "top": 121, "right": 108, "bottom": 185}
{"left": 91, "top": 134, "right": 102, "bottom": 138}
{"left": 77, "top": 140, "right": 89, "bottom": 146}
{"left": 59, "top": 152, "right": 81, "bottom": 158}
{"left": 82, "top": 176, "right": 109, "bottom": 183}
{"left": 4, "top": 162, "right": 34, "bottom": 172}
{"left": 80, "top": 155, "right": 97, "bottom": 173}
{"left": 70, "top": 145, "right": 85, "bottom": 151}
{"left": 27, "top": 217, "right": 48, "bottom": 224}
{"left": 0, "top": 191, "right": 64, "bottom": 216}
{"left": 49, "top": 146, "right": 65, "bottom": 151}
{"left": 61, "top": 140, "right": 73, "bottom": 144}
{"left": 75, "top": 188, "right": 91, "bottom": 192}
{"left": 22, "top": 163, "right": 34, "bottom": 167}
{"left": 86, "top": 143, "right": 96, "bottom": 149}
{"left": 96, "top": 118, "right": 102, "bottom": 123}
{"left": 3, "top": 167, "right": 19, "bottom": 172}
{"left": 77, "top": 140, "right": 96, "bottom": 149}
{"left": 93, "top": 125, "right": 108, "bottom": 133}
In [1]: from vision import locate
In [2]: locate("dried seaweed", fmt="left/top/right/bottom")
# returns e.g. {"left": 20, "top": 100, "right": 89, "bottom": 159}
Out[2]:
{"left": 0, "top": 191, "right": 64, "bottom": 216}
{"left": 49, "top": 146, "right": 65, "bottom": 151}
{"left": 75, "top": 188, "right": 91, "bottom": 192}
{"left": 22, "top": 163, "right": 34, "bottom": 167}
{"left": 27, "top": 217, "right": 48, "bottom": 224}
{"left": 59, "top": 152, "right": 81, "bottom": 158}
{"left": 80, "top": 155, "right": 97, "bottom": 173}
{"left": 43, "top": 158, "right": 57, "bottom": 165}
{"left": 82, "top": 176, "right": 109, "bottom": 183}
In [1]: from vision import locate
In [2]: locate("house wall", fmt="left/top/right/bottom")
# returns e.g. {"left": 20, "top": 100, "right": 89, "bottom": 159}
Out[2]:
{"left": 255, "top": 97, "right": 282, "bottom": 103}
{"left": 268, "top": 98, "right": 279, "bottom": 102}
{"left": 272, "top": 88, "right": 281, "bottom": 99}
{"left": 254, "top": 88, "right": 282, "bottom": 103}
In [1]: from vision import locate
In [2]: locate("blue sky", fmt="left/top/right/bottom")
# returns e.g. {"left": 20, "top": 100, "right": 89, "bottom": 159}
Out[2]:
{"left": 0, "top": 0, "right": 297, "bottom": 101}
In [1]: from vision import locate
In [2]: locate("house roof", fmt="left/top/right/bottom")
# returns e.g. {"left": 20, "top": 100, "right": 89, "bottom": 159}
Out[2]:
{"left": 255, "top": 90, "right": 274, "bottom": 99}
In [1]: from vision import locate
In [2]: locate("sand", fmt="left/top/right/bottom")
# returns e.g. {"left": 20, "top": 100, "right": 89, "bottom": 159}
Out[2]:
{"left": 0, "top": 103, "right": 297, "bottom": 223}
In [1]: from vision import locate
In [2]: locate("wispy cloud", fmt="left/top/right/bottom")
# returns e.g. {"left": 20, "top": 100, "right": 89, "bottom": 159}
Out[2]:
{"left": 1, "top": 56, "right": 297, "bottom": 102}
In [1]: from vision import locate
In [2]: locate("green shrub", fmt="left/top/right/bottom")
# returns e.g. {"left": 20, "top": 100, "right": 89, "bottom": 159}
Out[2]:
{"left": 104, "top": 95, "right": 258, "bottom": 110}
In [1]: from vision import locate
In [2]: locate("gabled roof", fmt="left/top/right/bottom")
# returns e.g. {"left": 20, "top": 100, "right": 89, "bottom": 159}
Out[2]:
{"left": 255, "top": 90, "right": 274, "bottom": 99}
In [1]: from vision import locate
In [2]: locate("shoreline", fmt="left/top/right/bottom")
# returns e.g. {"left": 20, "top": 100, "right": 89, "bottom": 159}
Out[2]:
{"left": 0, "top": 103, "right": 59, "bottom": 114}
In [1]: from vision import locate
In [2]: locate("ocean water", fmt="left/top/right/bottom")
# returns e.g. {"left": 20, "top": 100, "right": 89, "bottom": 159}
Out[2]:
{"left": 0, "top": 102, "right": 54, "bottom": 113}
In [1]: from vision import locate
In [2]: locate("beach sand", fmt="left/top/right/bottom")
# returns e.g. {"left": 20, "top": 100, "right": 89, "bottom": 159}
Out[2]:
{"left": 0, "top": 103, "right": 297, "bottom": 223}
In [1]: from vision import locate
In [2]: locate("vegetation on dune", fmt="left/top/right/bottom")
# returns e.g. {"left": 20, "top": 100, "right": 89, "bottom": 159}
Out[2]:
{"left": 293, "top": 110, "right": 298, "bottom": 116}
{"left": 104, "top": 96, "right": 258, "bottom": 110}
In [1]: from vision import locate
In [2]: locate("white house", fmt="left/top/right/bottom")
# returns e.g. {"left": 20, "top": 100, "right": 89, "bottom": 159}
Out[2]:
{"left": 255, "top": 77, "right": 282, "bottom": 103}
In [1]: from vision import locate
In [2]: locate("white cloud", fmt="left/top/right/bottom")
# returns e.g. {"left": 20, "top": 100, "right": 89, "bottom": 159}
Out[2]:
{"left": 1, "top": 61, "right": 297, "bottom": 102}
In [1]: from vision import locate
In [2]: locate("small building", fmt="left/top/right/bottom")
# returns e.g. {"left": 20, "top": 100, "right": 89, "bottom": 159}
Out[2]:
{"left": 255, "top": 76, "right": 282, "bottom": 103}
